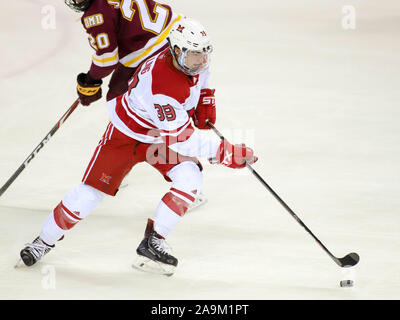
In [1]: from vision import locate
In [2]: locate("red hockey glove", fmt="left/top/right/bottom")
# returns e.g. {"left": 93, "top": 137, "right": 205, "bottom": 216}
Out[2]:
{"left": 76, "top": 72, "right": 103, "bottom": 106}
{"left": 193, "top": 88, "right": 216, "bottom": 129}
{"left": 210, "top": 140, "right": 258, "bottom": 169}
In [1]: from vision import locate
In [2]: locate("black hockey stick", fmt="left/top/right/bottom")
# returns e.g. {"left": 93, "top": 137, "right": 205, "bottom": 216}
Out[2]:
{"left": 0, "top": 99, "right": 80, "bottom": 197}
{"left": 207, "top": 121, "right": 360, "bottom": 268}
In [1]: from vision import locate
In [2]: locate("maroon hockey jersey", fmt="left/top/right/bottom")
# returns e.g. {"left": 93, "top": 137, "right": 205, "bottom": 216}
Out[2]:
{"left": 81, "top": 0, "right": 181, "bottom": 80}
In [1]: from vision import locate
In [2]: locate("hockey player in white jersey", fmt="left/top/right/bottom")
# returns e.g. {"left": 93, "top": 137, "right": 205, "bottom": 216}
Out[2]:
{"left": 18, "top": 18, "right": 257, "bottom": 275}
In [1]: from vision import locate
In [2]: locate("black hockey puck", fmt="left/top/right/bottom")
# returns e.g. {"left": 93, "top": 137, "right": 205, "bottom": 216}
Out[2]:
{"left": 340, "top": 280, "right": 354, "bottom": 287}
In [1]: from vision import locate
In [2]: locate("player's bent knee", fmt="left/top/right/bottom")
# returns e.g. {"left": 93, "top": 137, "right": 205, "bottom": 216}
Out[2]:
{"left": 167, "top": 161, "right": 203, "bottom": 195}
{"left": 61, "top": 183, "right": 106, "bottom": 219}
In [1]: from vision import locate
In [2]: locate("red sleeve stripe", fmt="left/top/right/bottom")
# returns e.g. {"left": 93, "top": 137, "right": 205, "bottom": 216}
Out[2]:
{"left": 122, "top": 96, "right": 157, "bottom": 129}
{"left": 170, "top": 188, "right": 195, "bottom": 203}
{"left": 115, "top": 96, "right": 160, "bottom": 137}
{"left": 161, "top": 123, "right": 194, "bottom": 147}
{"left": 159, "top": 118, "right": 191, "bottom": 136}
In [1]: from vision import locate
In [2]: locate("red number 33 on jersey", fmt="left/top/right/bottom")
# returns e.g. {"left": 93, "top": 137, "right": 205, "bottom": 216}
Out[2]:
{"left": 154, "top": 104, "right": 176, "bottom": 121}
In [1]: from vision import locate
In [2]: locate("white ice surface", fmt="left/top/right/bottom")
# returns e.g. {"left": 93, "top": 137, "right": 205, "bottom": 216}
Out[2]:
{"left": 0, "top": 0, "right": 399, "bottom": 299}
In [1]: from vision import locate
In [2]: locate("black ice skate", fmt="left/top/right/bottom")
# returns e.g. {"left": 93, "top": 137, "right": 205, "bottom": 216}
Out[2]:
{"left": 16, "top": 237, "right": 54, "bottom": 267}
{"left": 132, "top": 219, "right": 178, "bottom": 276}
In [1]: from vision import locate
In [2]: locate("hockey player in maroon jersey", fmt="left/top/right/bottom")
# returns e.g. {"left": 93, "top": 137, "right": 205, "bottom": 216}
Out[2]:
{"left": 18, "top": 18, "right": 257, "bottom": 275}
{"left": 65, "top": 0, "right": 180, "bottom": 105}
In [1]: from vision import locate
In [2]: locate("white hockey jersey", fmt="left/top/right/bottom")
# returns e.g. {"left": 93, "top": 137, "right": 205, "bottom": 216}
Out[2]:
{"left": 107, "top": 49, "right": 219, "bottom": 158}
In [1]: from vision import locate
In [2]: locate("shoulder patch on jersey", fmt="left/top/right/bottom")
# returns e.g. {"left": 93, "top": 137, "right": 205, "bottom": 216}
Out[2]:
{"left": 83, "top": 14, "right": 104, "bottom": 29}
{"left": 81, "top": 0, "right": 116, "bottom": 30}
{"left": 151, "top": 53, "right": 191, "bottom": 104}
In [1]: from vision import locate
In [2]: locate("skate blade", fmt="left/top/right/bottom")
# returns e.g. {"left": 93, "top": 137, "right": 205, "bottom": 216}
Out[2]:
{"left": 132, "top": 255, "right": 176, "bottom": 277}
{"left": 14, "top": 258, "right": 25, "bottom": 269}
{"left": 187, "top": 195, "right": 208, "bottom": 213}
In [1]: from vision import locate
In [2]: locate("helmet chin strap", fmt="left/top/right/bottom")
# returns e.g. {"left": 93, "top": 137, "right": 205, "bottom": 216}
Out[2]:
{"left": 168, "top": 40, "right": 189, "bottom": 75}
{"left": 178, "top": 50, "right": 187, "bottom": 70}
{"left": 175, "top": 50, "right": 194, "bottom": 76}
{"left": 172, "top": 46, "right": 203, "bottom": 76}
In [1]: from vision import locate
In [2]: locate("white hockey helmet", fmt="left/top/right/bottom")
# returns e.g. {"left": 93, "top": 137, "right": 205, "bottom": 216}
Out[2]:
{"left": 167, "top": 18, "right": 213, "bottom": 76}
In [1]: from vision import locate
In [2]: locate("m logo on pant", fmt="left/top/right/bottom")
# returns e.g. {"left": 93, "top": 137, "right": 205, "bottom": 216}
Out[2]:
{"left": 100, "top": 173, "right": 112, "bottom": 184}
